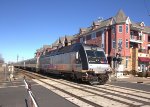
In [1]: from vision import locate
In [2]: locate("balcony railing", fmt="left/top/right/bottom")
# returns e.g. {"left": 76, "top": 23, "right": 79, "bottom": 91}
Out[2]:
{"left": 130, "top": 34, "right": 143, "bottom": 43}
{"left": 138, "top": 49, "right": 147, "bottom": 53}
{"left": 130, "top": 39, "right": 143, "bottom": 43}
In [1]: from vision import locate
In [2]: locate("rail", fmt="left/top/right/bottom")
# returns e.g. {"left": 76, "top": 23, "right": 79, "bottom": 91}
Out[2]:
{"left": 24, "top": 76, "right": 39, "bottom": 107}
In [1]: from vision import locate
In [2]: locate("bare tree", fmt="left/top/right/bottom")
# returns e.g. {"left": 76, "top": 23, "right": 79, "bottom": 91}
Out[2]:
{"left": 0, "top": 54, "right": 4, "bottom": 63}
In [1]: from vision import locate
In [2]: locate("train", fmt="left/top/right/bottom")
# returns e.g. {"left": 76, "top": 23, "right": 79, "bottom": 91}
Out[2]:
{"left": 15, "top": 43, "right": 112, "bottom": 85}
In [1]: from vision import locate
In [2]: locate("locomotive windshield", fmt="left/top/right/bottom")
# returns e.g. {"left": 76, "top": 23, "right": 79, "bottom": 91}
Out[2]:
{"left": 86, "top": 50, "right": 107, "bottom": 64}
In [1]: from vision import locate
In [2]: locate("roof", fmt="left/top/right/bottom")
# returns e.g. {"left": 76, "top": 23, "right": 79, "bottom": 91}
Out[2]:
{"left": 130, "top": 21, "right": 144, "bottom": 30}
{"left": 78, "top": 18, "right": 112, "bottom": 38}
{"left": 144, "top": 26, "right": 150, "bottom": 33}
{"left": 113, "top": 9, "right": 127, "bottom": 24}
{"left": 77, "top": 9, "right": 127, "bottom": 37}
{"left": 130, "top": 21, "right": 150, "bottom": 33}
{"left": 36, "top": 48, "right": 43, "bottom": 53}
{"left": 93, "top": 10, "right": 127, "bottom": 27}
{"left": 43, "top": 45, "right": 52, "bottom": 49}
{"left": 80, "top": 27, "right": 92, "bottom": 34}
{"left": 76, "top": 9, "right": 150, "bottom": 38}
{"left": 41, "top": 43, "right": 100, "bottom": 57}
{"left": 95, "top": 18, "right": 112, "bottom": 28}
{"left": 35, "top": 45, "right": 52, "bottom": 53}
{"left": 42, "top": 43, "right": 82, "bottom": 57}
{"left": 52, "top": 35, "right": 74, "bottom": 47}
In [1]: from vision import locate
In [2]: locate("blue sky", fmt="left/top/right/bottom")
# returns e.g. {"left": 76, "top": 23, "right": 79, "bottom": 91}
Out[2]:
{"left": 0, "top": 0, "right": 150, "bottom": 63}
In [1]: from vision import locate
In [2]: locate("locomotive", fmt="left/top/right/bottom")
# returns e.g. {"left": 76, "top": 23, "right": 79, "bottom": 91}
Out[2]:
{"left": 15, "top": 43, "right": 112, "bottom": 85}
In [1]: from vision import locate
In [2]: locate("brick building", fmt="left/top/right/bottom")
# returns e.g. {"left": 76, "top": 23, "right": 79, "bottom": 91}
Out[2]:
{"left": 35, "top": 9, "right": 150, "bottom": 73}
{"left": 35, "top": 36, "right": 73, "bottom": 57}
{"left": 72, "top": 9, "right": 150, "bottom": 72}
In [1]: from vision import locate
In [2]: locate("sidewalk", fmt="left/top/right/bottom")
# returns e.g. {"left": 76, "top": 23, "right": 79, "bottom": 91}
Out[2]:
{"left": 115, "top": 75, "right": 150, "bottom": 84}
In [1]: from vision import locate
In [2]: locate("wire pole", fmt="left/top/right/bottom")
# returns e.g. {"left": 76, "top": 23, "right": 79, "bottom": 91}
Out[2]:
{"left": 17, "top": 55, "right": 19, "bottom": 63}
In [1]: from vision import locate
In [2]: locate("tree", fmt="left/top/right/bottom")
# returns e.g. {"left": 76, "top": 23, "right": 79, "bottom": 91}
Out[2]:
{"left": 0, "top": 54, "right": 4, "bottom": 63}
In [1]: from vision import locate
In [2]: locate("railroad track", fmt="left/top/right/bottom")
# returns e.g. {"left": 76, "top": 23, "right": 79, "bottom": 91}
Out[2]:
{"left": 20, "top": 69, "right": 150, "bottom": 107}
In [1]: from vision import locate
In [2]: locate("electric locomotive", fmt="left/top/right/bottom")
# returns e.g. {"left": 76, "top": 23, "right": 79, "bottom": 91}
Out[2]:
{"left": 38, "top": 43, "right": 111, "bottom": 85}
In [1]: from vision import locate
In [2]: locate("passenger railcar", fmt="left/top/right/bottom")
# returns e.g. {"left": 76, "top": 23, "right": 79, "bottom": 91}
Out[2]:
{"left": 15, "top": 58, "right": 37, "bottom": 70}
{"left": 15, "top": 43, "right": 111, "bottom": 85}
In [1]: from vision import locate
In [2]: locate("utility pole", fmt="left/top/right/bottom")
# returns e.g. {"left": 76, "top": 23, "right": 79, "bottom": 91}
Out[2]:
{"left": 17, "top": 55, "right": 19, "bottom": 63}
{"left": 115, "top": 30, "right": 117, "bottom": 78}
{"left": 16, "top": 54, "right": 19, "bottom": 72}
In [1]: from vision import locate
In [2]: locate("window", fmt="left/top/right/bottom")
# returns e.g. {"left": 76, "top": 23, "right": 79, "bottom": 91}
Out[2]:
{"left": 119, "top": 25, "right": 122, "bottom": 33}
{"left": 101, "top": 44, "right": 104, "bottom": 48}
{"left": 125, "top": 57, "right": 128, "bottom": 68}
{"left": 118, "top": 39, "right": 122, "bottom": 51}
{"left": 112, "top": 39, "right": 116, "bottom": 48}
{"left": 140, "top": 64, "right": 145, "bottom": 72}
{"left": 96, "top": 31, "right": 102, "bottom": 37}
{"left": 126, "top": 39, "right": 128, "bottom": 48}
{"left": 101, "top": 31, "right": 105, "bottom": 49}
{"left": 139, "top": 31, "right": 143, "bottom": 36}
{"left": 112, "top": 26, "right": 115, "bottom": 34}
{"left": 80, "top": 37, "right": 83, "bottom": 43}
{"left": 130, "top": 31, "right": 134, "bottom": 39}
{"left": 91, "top": 32, "right": 96, "bottom": 39}
{"left": 86, "top": 50, "right": 105, "bottom": 58}
{"left": 138, "top": 44, "right": 142, "bottom": 49}
{"left": 86, "top": 50, "right": 107, "bottom": 64}
{"left": 126, "top": 24, "right": 128, "bottom": 33}
{"left": 86, "top": 34, "right": 91, "bottom": 40}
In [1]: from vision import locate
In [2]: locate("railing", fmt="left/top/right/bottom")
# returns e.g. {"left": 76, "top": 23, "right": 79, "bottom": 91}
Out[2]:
{"left": 130, "top": 36, "right": 143, "bottom": 43}
{"left": 138, "top": 49, "right": 147, "bottom": 53}
{"left": 24, "top": 77, "right": 39, "bottom": 107}
{"left": 130, "top": 34, "right": 142, "bottom": 40}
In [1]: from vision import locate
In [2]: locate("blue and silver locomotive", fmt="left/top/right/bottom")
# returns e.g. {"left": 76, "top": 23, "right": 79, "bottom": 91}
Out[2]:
{"left": 15, "top": 43, "right": 112, "bottom": 85}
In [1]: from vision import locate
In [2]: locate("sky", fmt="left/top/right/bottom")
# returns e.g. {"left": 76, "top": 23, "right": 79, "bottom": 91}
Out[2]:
{"left": 0, "top": 0, "right": 150, "bottom": 63}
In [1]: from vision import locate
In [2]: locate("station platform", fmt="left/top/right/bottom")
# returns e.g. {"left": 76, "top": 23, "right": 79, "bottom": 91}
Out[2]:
{"left": 0, "top": 68, "right": 77, "bottom": 107}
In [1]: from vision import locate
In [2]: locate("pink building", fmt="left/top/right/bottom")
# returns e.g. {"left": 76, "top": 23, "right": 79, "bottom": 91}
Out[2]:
{"left": 72, "top": 10, "right": 150, "bottom": 72}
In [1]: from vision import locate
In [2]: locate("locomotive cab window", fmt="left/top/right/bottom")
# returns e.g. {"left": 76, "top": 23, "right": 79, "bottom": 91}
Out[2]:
{"left": 75, "top": 52, "right": 81, "bottom": 64}
{"left": 86, "top": 50, "right": 105, "bottom": 57}
{"left": 86, "top": 50, "right": 107, "bottom": 64}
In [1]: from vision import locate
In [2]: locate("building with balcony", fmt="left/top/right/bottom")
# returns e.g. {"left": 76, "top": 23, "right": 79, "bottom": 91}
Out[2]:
{"left": 34, "top": 9, "right": 150, "bottom": 73}
{"left": 35, "top": 36, "right": 74, "bottom": 58}
{"left": 72, "top": 9, "right": 150, "bottom": 72}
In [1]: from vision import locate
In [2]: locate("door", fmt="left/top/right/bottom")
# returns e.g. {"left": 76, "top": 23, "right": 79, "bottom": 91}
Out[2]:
{"left": 140, "top": 64, "right": 145, "bottom": 72}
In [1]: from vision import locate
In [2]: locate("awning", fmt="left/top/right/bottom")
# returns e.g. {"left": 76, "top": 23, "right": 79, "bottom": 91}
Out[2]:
{"left": 138, "top": 57, "right": 150, "bottom": 62}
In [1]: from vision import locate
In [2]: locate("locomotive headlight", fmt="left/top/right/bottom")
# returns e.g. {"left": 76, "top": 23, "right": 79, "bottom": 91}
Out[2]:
{"left": 105, "top": 68, "right": 110, "bottom": 71}
{"left": 105, "top": 67, "right": 112, "bottom": 73}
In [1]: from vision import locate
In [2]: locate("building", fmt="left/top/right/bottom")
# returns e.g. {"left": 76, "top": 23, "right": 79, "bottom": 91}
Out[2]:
{"left": 35, "top": 35, "right": 74, "bottom": 58}
{"left": 34, "top": 9, "right": 150, "bottom": 73}
{"left": 52, "top": 35, "right": 73, "bottom": 49}
{"left": 72, "top": 9, "right": 150, "bottom": 72}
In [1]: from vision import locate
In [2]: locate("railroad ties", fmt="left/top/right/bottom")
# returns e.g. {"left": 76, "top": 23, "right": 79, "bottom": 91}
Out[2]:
{"left": 22, "top": 70, "right": 150, "bottom": 107}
